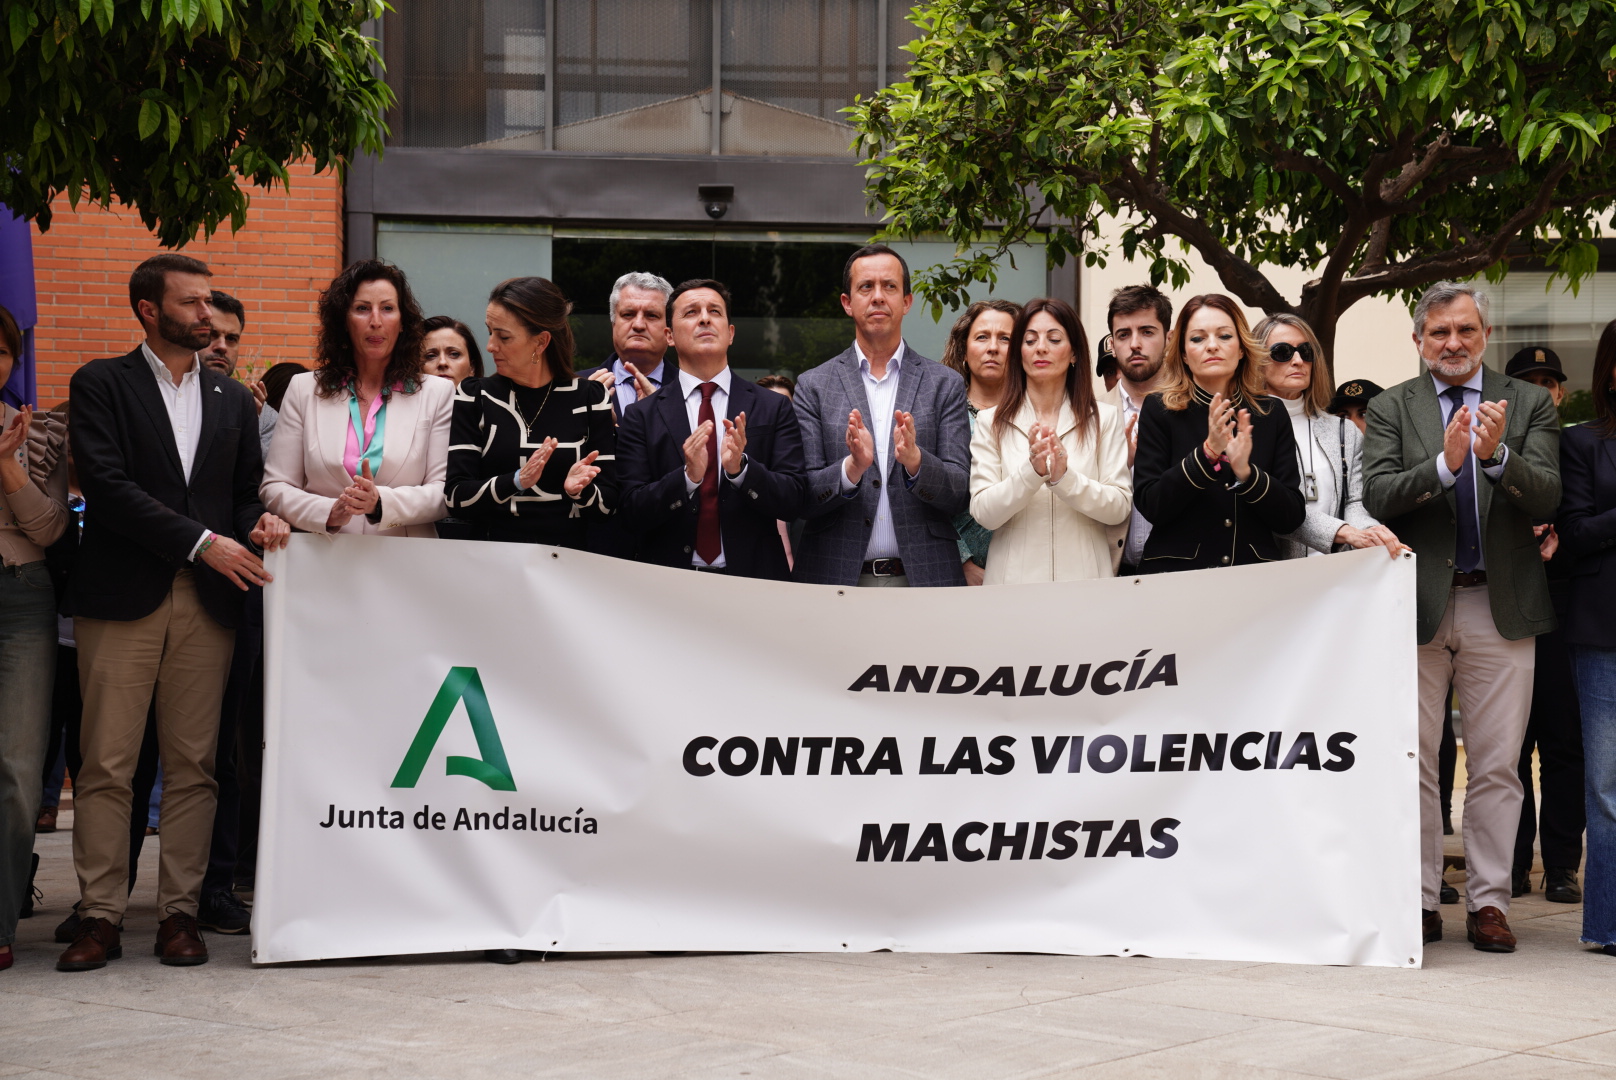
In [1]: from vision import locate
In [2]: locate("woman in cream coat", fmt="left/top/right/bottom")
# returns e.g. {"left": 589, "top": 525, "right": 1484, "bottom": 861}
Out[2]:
{"left": 1252, "top": 314, "right": 1400, "bottom": 560}
{"left": 969, "top": 298, "right": 1133, "bottom": 583}
{"left": 262, "top": 261, "right": 453, "bottom": 537}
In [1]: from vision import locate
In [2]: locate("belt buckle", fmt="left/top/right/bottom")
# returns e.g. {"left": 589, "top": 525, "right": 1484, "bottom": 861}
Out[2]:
{"left": 870, "top": 558, "right": 897, "bottom": 577}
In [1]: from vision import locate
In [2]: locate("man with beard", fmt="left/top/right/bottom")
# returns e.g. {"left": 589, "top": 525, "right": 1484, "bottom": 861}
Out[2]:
{"left": 57, "top": 254, "right": 288, "bottom": 972}
{"left": 1103, "top": 285, "right": 1172, "bottom": 575}
{"left": 1363, "top": 281, "right": 1561, "bottom": 955}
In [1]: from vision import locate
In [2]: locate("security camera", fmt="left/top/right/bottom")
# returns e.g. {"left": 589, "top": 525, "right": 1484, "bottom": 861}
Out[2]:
{"left": 699, "top": 184, "right": 733, "bottom": 220}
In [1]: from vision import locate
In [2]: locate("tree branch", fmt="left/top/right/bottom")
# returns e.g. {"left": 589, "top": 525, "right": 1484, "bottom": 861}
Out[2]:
{"left": 1273, "top": 149, "right": 1360, "bottom": 208}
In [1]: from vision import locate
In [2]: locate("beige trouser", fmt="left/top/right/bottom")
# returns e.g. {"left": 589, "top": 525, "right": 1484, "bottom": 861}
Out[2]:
{"left": 1417, "top": 584, "right": 1535, "bottom": 913}
{"left": 857, "top": 573, "right": 910, "bottom": 588}
{"left": 73, "top": 570, "right": 235, "bottom": 922}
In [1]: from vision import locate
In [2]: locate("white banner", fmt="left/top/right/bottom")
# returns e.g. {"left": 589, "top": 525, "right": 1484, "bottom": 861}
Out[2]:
{"left": 254, "top": 536, "right": 1422, "bottom": 967}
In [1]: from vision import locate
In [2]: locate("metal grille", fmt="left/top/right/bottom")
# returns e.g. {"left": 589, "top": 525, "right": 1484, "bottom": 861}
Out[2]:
{"left": 391, "top": 0, "right": 547, "bottom": 149}
{"left": 555, "top": 0, "right": 712, "bottom": 143}
{"left": 722, "top": 0, "right": 877, "bottom": 121}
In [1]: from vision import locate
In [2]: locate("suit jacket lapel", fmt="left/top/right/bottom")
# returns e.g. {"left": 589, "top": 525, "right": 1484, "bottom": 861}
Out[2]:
{"left": 726, "top": 376, "right": 753, "bottom": 423}
{"left": 836, "top": 347, "right": 875, "bottom": 429}
{"left": 119, "top": 349, "right": 185, "bottom": 480}
{"left": 1406, "top": 376, "right": 1445, "bottom": 464}
{"left": 377, "top": 386, "right": 420, "bottom": 486}
{"left": 319, "top": 384, "right": 355, "bottom": 487}
{"left": 656, "top": 379, "right": 692, "bottom": 451}
{"left": 191, "top": 366, "right": 225, "bottom": 476}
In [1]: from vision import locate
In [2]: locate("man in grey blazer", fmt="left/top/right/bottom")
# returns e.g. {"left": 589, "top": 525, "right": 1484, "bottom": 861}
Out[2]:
{"left": 1362, "top": 281, "right": 1561, "bottom": 955}
{"left": 792, "top": 245, "right": 971, "bottom": 587}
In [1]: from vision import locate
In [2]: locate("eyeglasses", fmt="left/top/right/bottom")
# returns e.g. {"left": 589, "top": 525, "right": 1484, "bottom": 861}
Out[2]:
{"left": 1268, "top": 341, "right": 1315, "bottom": 364}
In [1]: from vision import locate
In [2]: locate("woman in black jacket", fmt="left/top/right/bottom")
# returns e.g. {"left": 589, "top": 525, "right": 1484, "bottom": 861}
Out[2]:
{"left": 446, "top": 277, "right": 616, "bottom": 549}
{"left": 1133, "top": 293, "right": 1305, "bottom": 572}
{"left": 1559, "top": 319, "right": 1616, "bottom": 956}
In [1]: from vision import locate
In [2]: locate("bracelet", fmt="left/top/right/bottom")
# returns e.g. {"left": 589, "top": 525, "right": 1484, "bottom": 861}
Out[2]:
{"left": 197, "top": 531, "right": 217, "bottom": 557}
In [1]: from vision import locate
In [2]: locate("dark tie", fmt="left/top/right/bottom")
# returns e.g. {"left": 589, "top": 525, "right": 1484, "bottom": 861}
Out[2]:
{"left": 1444, "top": 386, "right": 1481, "bottom": 573}
{"left": 696, "top": 382, "right": 721, "bottom": 565}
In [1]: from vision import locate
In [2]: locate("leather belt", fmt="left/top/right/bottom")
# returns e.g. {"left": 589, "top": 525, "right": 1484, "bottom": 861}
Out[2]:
{"left": 1452, "top": 570, "right": 1488, "bottom": 587}
{"left": 862, "top": 558, "right": 905, "bottom": 577}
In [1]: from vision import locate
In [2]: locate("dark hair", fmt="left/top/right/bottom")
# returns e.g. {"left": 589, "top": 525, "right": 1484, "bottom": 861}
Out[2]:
{"left": 941, "top": 299, "right": 1022, "bottom": 385}
{"left": 209, "top": 290, "right": 246, "bottom": 329}
{"left": 1592, "top": 319, "right": 1616, "bottom": 437}
{"left": 129, "top": 253, "right": 210, "bottom": 319}
{"left": 1160, "top": 293, "right": 1270, "bottom": 413}
{"left": 755, "top": 374, "right": 795, "bottom": 396}
{"left": 1107, "top": 284, "right": 1173, "bottom": 334}
{"left": 666, "top": 279, "right": 733, "bottom": 323}
{"left": 420, "top": 315, "right": 485, "bottom": 378}
{"left": 0, "top": 303, "right": 20, "bottom": 361}
{"left": 842, "top": 244, "right": 911, "bottom": 297}
{"left": 314, "top": 260, "right": 426, "bottom": 398}
{"left": 261, "top": 362, "right": 307, "bottom": 412}
{"left": 992, "top": 297, "right": 1096, "bottom": 446}
{"left": 488, "top": 277, "right": 576, "bottom": 383}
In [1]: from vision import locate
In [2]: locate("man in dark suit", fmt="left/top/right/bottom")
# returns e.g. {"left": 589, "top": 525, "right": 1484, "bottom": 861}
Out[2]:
{"left": 578, "top": 272, "right": 676, "bottom": 559}
{"left": 792, "top": 244, "right": 971, "bottom": 587}
{"left": 616, "top": 279, "right": 806, "bottom": 579}
{"left": 58, "top": 254, "right": 287, "bottom": 972}
{"left": 1363, "top": 281, "right": 1561, "bottom": 955}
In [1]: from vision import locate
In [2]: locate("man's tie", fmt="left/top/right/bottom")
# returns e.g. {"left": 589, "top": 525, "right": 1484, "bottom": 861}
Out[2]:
{"left": 696, "top": 382, "right": 722, "bottom": 565}
{"left": 1443, "top": 385, "right": 1481, "bottom": 573}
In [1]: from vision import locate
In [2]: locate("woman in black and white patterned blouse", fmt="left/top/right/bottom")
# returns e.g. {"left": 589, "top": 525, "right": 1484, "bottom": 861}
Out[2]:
{"left": 446, "top": 277, "right": 616, "bottom": 548}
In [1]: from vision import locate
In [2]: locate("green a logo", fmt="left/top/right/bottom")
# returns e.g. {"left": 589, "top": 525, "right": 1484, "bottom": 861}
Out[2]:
{"left": 391, "top": 667, "right": 516, "bottom": 791}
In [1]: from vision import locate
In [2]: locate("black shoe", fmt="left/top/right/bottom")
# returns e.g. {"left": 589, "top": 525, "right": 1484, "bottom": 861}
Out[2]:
{"left": 197, "top": 889, "right": 251, "bottom": 934}
{"left": 1603, "top": 944, "right": 1616, "bottom": 957}
{"left": 54, "top": 903, "right": 81, "bottom": 944}
{"left": 19, "top": 853, "right": 40, "bottom": 918}
{"left": 1511, "top": 868, "right": 1531, "bottom": 898}
{"left": 1440, "top": 880, "right": 1460, "bottom": 905}
{"left": 1423, "top": 909, "right": 1442, "bottom": 944}
{"left": 1545, "top": 867, "right": 1583, "bottom": 904}
{"left": 1443, "top": 816, "right": 1454, "bottom": 836}
{"left": 483, "top": 949, "right": 522, "bottom": 964}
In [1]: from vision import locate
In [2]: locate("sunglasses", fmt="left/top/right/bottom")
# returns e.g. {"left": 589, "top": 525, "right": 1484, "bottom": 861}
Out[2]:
{"left": 1268, "top": 341, "right": 1315, "bottom": 364}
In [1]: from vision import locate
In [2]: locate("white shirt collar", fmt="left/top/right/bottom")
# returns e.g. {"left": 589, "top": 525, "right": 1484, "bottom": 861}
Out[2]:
{"left": 678, "top": 365, "right": 732, "bottom": 399}
{"left": 853, "top": 339, "right": 906, "bottom": 379}
{"left": 141, "top": 341, "right": 200, "bottom": 387}
{"left": 1430, "top": 363, "right": 1486, "bottom": 398}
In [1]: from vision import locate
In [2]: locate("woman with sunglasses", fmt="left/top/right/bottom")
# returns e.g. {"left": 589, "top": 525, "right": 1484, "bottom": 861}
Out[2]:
{"left": 1253, "top": 314, "right": 1400, "bottom": 558}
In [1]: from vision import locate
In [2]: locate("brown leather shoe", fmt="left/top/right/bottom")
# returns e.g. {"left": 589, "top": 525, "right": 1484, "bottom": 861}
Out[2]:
{"left": 155, "top": 912, "right": 209, "bottom": 966}
{"left": 35, "top": 806, "right": 57, "bottom": 832}
{"left": 57, "top": 916, "right": 122, "bottom": 971}
{"left": 1423, "top": 909, "right": 1442, "bottom": 944}
{"left": 1466, "top": 906, "right": 1517, "bottom": 953}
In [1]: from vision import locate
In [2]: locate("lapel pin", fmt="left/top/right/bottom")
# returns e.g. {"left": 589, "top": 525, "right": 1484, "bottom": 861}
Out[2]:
{"left": 213, "top": 386, "right": 222, "bottom": 393}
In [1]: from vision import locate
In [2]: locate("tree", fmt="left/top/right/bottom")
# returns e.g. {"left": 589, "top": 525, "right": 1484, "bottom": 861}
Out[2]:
{"left": 851, "top": 0, "right": 1616, "bottom": 356}
{"left": 1, "top": 0, "right": 391, "bottom": 247}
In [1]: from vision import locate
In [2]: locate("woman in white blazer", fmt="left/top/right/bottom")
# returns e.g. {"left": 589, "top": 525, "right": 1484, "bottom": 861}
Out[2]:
{"left": 1252, "top": 314, "right": 1400, "bottom": 559}
{"left": 969, "top": 298, "right": 1133, "bottom": 583}
{"left": 261, "top": 261, "right": 453, "bottom": 538}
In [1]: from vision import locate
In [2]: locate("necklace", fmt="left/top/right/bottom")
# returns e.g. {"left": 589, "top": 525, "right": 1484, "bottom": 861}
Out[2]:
{"left": 517, "top": 381, "right": 555, "bottom": 441}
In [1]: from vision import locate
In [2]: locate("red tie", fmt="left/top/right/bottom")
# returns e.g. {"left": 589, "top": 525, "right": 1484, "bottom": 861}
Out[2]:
{"left": 696, "top": 382, "right": 721, "bottom": 564}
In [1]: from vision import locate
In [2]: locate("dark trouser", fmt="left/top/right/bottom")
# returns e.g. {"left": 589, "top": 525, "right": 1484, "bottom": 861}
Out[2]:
{"left": 203, "top": 604, "right": 261, "bottom": 894}
{"left": 126, "top": 705, "right": 160, "bottom": 893}
{"left": 1515, "top": 627, "right": 1586, "bottom": 873}
{"left": 42, "top": 644, "right": 83, "bottom": 805}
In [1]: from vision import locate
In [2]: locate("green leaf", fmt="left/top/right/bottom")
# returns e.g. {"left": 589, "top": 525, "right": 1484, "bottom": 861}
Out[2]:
{"left": 137, "top": 99, "right": 161, "bottom": 140}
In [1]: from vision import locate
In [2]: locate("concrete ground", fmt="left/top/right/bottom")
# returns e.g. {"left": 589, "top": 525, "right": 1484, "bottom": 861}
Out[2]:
{"left": 3, "top": 801, "right": 1613, "bottom": 1080}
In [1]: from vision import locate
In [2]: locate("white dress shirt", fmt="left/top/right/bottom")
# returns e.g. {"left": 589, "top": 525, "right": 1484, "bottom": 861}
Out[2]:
{"left": 1117, "top": 384, "right": 1153, "bottom": 566}
{"left": 838, "top": 340, "right": 915, "bottom": 561}
{"left": 141, "top": 343, "right": 209, "bottom": 560}
{"left": 1431, "top": 367, "right": 1508, "bottom": 573}
{"left": 609, "top": 355, "right": 667, "bottom": 416}
{"left": 679, "top": 366, "right": 747, "bottom": 568}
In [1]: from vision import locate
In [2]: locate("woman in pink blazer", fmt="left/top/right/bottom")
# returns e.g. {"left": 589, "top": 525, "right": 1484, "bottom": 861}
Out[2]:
{"left": 261, "top": 261, "right": 452, "bottom": 537}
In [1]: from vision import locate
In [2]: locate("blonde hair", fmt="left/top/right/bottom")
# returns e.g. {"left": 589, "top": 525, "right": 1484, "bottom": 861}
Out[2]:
{"left": 1159, "top": 294, "right": 1271, "bottom": 413}
{"left": 1252, "top": 313, "right": 1333, "bottom": 417}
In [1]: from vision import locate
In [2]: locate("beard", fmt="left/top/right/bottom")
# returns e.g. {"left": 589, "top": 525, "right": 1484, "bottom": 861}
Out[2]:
{"left": 1423, "top": 350, "right": 1480, "bottom": 380}
{"left": 1120, "top": 353, "right": 1164, "bottom": 384}
{"left": 158, "top": 309, "right": 210, "bottom": 352}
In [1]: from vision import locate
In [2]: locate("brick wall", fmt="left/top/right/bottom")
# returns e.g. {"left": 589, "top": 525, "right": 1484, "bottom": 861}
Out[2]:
{"left": 29, "top": 162, "right": 344, "bottom": 405}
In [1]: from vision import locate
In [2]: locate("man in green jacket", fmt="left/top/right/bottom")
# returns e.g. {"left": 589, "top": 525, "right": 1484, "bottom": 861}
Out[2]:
{"left": 1363, "top": 281, "right": 1561, "bottom": 956}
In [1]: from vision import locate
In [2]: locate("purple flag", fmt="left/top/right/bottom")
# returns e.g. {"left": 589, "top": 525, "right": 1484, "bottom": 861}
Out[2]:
{"left": 0, "top": 207, "right": 38, "bottom": 408}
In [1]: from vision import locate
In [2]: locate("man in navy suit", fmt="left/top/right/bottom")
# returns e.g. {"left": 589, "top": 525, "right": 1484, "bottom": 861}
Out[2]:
{"left": 615, "top": 279, "right": 806, "bottom": 579}
{"left": 792, "top": 245, "right": 971, "bottom": 587}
